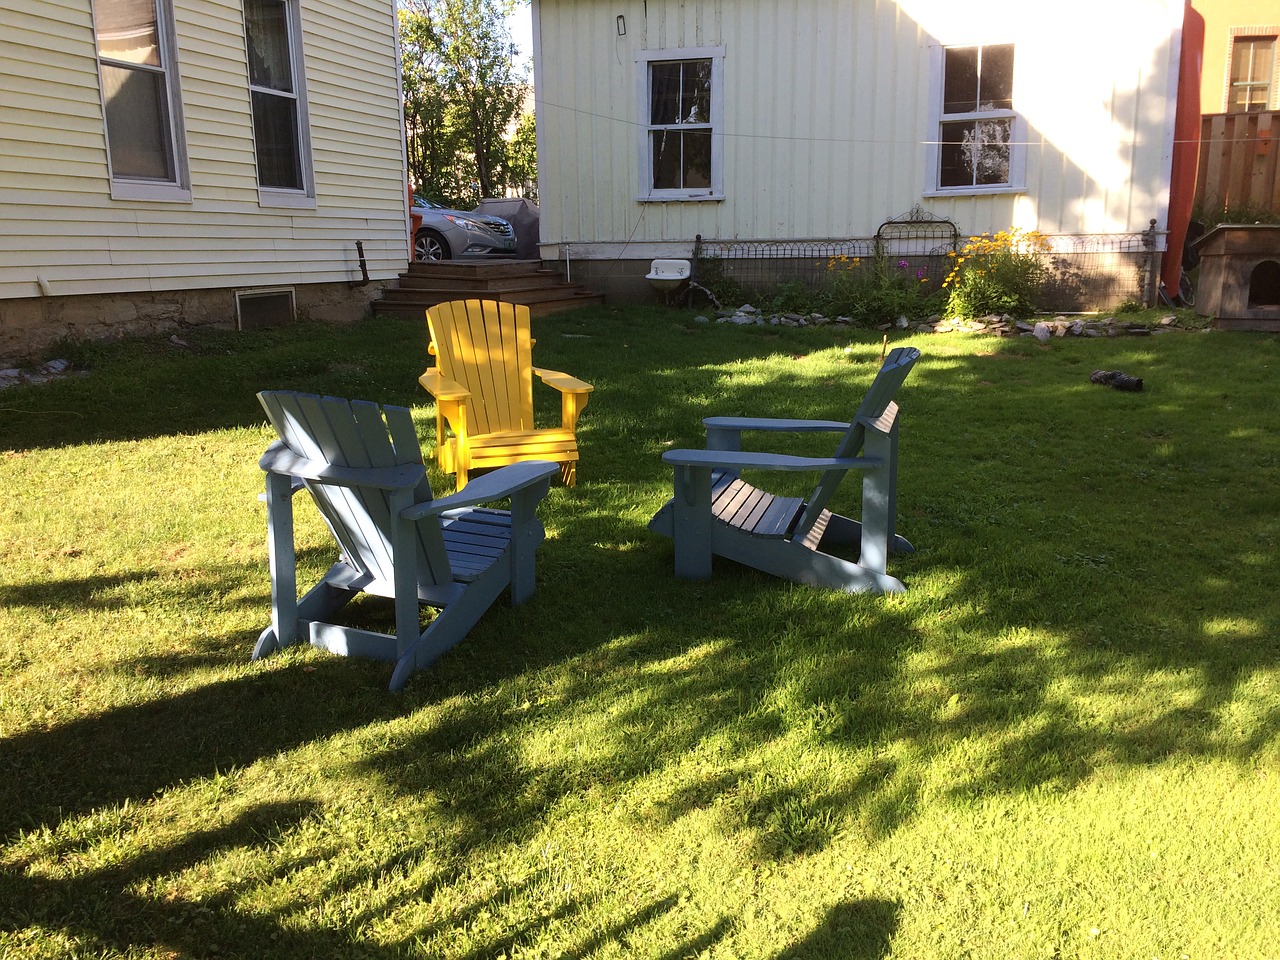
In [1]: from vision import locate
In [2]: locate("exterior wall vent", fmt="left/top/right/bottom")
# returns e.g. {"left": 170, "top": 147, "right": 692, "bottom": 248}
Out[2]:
{"left": 235, "top": 288, "right": 296, "bottom": 331}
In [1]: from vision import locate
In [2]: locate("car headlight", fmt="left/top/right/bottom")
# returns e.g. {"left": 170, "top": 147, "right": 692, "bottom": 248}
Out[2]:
{"left": 443, "top": 214, "right": 486, "bottom": 233}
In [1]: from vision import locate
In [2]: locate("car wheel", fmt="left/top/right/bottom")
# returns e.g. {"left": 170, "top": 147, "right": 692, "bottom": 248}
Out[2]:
{"left": 414, "top": 229, "right": 451, "bottom": 262}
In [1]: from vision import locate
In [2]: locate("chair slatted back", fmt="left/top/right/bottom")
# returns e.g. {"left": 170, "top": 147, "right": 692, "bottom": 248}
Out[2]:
{"left": 426, "top": 300, "right": 536, "bottom": 436}
{"left": 258, "top": 391, "right": 453, "bottom": 589}
{"left": 792, "top": 346, "right": 920, "bottom": 539}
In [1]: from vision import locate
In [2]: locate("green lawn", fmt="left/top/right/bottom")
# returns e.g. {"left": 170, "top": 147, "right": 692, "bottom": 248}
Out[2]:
{"left": 1, "top": 307, "right": 1277, "bottom": 959}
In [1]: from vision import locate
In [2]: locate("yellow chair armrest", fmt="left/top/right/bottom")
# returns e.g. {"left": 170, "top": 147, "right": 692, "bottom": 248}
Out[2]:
{"left": 418, "top": 367, "right": 471, "bottom": 402}
{"left": 533, "top": 366, "right": 594, "bottom": 395}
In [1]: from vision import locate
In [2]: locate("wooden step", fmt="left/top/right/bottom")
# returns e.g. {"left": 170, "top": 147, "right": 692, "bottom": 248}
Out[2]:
{"left": 402, "top": 259, "right": 548, "bottom": 280}
{"left": 380, "top": 283, "right": 596, "bottom": 305}
{"left": 374, "top": 258, "right": 603, "bottom": 318}
{"left": 395, "top": 272, "right": 564, "bottom": 292}
{"left": 375, "top": 291, "right": 602, "bottom": 320}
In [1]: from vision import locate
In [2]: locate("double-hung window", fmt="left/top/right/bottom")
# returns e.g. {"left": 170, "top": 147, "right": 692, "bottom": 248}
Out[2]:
{"left": 1228, "top": 35, "right": 1277, "bottom": 113}
{"left": 91, "top": 0, "right": 190, "bottom": 200}
{"left": 244, "top": 0, "right": 313, "bottom": 204}
{"left": 929, "top": 43, "right": 1022, "bottom": 195}
{"left": 638, "top": 48, "right": 723, "bottom": 200}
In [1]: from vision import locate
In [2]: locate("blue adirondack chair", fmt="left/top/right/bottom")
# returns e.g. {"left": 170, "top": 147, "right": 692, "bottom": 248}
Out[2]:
{"left": 648, "top": 346, "right": 920, "bottom": 594}
{"left": 254, "top": 390, "right": 559, "bottom": 691}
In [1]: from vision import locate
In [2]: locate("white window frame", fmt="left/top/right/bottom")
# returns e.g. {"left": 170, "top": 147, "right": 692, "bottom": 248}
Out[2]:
{"left": 91, "top": 0, "right": 191, "bottom": 202}
{"left": 636, "top": 47, "right": 725, "bottom": 202}
{"left": 924, "top": 42, "right": 1025, "bottom": 198}
{"left": 244, "top": 0, "right": 315, "bottom": 209}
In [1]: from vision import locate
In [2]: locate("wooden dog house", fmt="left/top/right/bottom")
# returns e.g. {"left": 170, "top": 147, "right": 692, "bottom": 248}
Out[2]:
{"left": 1194, "top": 225, "right": 1280, "bottom": 331}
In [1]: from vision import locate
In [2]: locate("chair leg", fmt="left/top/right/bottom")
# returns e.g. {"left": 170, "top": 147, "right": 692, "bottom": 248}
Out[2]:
{"left": 859, "top": 431, "right": 894, "bottom": 575}
{"left": 560, "top": 460, "right": 576, "bottom": 487}
{"left": 389, "top": 492, "right": 421, "bottom": 660}
{"left": 509, "top": 479, "right": 551, "bottom": 604}
{"left": 388, "top": 566, "right": 507, "bottom": 692}
{"left": 671, "top": 465, "right": 714, "bottom": 580}
{"left": 260, "top": 471, "right": 298, "bottom": 655}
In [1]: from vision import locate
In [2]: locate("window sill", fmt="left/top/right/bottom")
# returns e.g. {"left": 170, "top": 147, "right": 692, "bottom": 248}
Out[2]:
{"left": 109, "top": 182, "right": 193, "bottom": 203}
{"left": 923, "top": 184, "right": 1025, "bottom": 199}
{"left": 258, "top": 189, "right": 317, "bottom": 210}
{"left": 637, "top": 193, "right": 725, "bottom": 203}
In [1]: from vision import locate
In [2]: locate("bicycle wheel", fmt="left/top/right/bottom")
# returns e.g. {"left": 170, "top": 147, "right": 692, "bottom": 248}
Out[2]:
{"left": 1178, "top": 272, "right": 1194, "bottom": 307}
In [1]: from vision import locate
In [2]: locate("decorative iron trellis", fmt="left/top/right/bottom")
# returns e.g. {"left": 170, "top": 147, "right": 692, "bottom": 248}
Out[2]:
{"left": 691, "top": 214, "right": 1164, "bottom": 313}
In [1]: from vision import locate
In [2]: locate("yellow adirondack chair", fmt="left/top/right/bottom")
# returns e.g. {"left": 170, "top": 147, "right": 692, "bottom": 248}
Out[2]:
{"left": 419, "top": 299, "right": 593, "bottom": 488}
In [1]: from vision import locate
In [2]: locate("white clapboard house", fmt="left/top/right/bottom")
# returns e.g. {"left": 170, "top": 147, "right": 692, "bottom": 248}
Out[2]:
{"left": 1, "top": 0, "right": 410, "bottom": 357}
{"left": 530, "top": 0, "right": 1193, "bottom": 309}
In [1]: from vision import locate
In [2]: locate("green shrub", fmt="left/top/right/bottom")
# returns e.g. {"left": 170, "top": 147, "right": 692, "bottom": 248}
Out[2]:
{"left": 819, "top": 254, "right": 944, "bottom": 324}
{"left": 942, "top": 229, "right": 1050, "bottom": 320}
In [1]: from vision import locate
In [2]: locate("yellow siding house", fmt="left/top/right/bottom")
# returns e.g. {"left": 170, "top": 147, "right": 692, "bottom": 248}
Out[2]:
{"left": 0, "top": 0, "right": 408, "bottom": 357}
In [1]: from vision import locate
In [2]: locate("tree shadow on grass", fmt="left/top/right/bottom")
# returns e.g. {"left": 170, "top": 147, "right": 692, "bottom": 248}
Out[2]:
{"left": 2, "top": 795, "right": 716, "bottom": 959}
{"left": 775, "top": 898, "right": 900, "bottom": 960}
{"left": 0, "top": 650, "right": 402, "bottom": 842}
{"left": 0, "top": 801, "right": 355, "bottom": 959}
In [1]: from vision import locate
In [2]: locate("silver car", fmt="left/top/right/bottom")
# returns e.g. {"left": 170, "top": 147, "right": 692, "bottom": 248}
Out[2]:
{"left": 412, "top": 197, "right": 517, "bottom": 261}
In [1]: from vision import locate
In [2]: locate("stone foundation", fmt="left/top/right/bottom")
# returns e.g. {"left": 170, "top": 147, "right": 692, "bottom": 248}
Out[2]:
{"left": 0, "top": 280, "right": 391, "bottom": 362}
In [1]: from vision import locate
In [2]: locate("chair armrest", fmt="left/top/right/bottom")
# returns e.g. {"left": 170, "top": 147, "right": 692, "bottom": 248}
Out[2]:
{"left": 418, "top": 367, "right": 470, "bottom": 402}
{"left": 703, "top": 416, "right": 849, "bottom": 452}
{"left": 661, "top": 448, "right": 878, "bottom": 473}
{"left": 703, "top": 416, "right": 850, "bottom": 433}
{"left": 260, "top": 441, "right": 425, "bottom": 491}
{"left": 533, "top": 366, "right": 594, "bottom": 395}
{"left": 858, "top": 401, "right": 899, "bottom": 435}
{"left": 402, "top": 459, "right": 560, "bottom": 518}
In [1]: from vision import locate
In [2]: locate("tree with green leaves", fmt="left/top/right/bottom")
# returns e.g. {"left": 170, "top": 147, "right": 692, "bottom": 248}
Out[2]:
{"left": 503, "top": 109, "right": 537, "bottom": 201}
{"left": 398, "top": 0, "right": 532, "bottom": 206}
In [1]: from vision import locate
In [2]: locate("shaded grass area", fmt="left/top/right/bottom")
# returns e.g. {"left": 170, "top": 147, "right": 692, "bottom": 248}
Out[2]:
{"left": 1, "top": 307, "right": 1278, "bottom": 958}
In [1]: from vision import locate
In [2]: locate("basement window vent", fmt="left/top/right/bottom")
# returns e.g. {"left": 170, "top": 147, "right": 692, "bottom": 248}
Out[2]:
{"left": 235, "top": 288, "right": 296, "bottom": 331}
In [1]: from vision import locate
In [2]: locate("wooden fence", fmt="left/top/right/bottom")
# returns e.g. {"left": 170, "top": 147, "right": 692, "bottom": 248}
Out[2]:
{"left": 1195, "top": 110, "right": 1280, "bottom": 217}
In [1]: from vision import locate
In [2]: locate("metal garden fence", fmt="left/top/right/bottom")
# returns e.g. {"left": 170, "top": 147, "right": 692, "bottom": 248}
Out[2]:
{"left": 691, "top": 211, "right": 1163, "bottom": 313}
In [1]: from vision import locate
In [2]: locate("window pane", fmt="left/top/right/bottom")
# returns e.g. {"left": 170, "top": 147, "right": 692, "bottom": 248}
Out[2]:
{"left": 1232, "top": 38, "right": 1274, "bottom": 83}
{"left": 683, "top": 130, "right": 711, "bottom": 187}
{"left": 1230, "top": 85, "right": 1268, "bottom": 112}
{"left": 939, "top": 122, "right": 972, "bottom": 187}
{"left": 681, "top": 60, "right": 712, "bottom": 123}
{"left": 96, "top": 0, "right": 160, "bottom": 66}
{"left": 650, "top": 62, "right": 683, "bottom": 124}
{"left": 940, "top": 118, "right": 1010, "bottom": 187}
{"left": 252, "top": 90, "right": 302, "bottom": 189}
{"left": 652, "top": 129, "right": 680, "bottom": 188}
{"left": 980, "top": 45, "right": 1014, "bottom": 110}
{"left": 943, "top": 47, "right": 979, "bottom": 114}
{"left": 651, "top": 130, "right": 711, "bottom": 190}
{"left": 101, "top": 62, "right": 173, "bottom": 179}
{"left": 974, "top": 118, "right": 1012, "bottom": 184}
{"left": 245, "top": 0, "right": 293, "bottom": 93}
